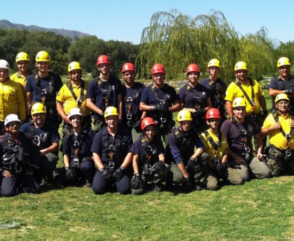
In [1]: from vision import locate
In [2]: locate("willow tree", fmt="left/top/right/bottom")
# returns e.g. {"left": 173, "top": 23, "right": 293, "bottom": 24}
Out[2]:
{"left": 239, "top": 27, "right": 277, "bottom": 80}
{"left": 136, "top": 10, "right": 239, "bottom": 81}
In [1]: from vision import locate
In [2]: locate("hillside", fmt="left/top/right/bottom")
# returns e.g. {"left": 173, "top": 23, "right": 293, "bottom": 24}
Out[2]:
{"left": 0, "top": 19, "right": 91, "bottom": 39}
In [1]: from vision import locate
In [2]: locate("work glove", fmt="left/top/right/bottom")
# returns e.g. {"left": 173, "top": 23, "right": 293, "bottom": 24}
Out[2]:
{"left": 285, "top": 88, "right": 294, "bottom": 94}
{"left": 112, "top": 166, "right": 125, "bottom": 183}
{"left": 100, "top": 168, "right": 112, "bottom": 184}
{"left": 183, "top": 176, "right": 194, "bottom": 191}
{"left": 131, "top": 173, "right": 142, "bottom": 189}
{"left": 154, "top": 103, "right": 169, "bottom": 112}
{"left": 151, "top": 161, "right": 164, "bottom": 174}
{"left": 65, "top": 167, "right": 76, "bottom": 182}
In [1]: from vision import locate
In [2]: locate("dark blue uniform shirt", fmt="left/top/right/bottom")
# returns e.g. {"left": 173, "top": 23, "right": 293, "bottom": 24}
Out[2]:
{"left": 86, "top": 76, "right": 122, "bottom": 120}
{"left": 91, "top": 127, "right": 133, "bottom": 166}
{"left": 20, "top": 122, "right": 59, "bottom": 150}
{"left": 140, "top": 83, "right": 179, "bottom": 122}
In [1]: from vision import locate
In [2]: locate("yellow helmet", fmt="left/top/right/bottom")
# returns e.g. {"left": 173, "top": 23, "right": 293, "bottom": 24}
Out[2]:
{"left": 207, "top": 59, "right": 221, "bottom": 68}
{"left": 277, "top": 57, "right": 291, "bottom": 68}
{"left": 177, "top": 109, "right": 193, "bottom": 122}
{"left": 68, "top": 61, "right": 82, "bottom": 72}
{"left": 35, "top": 51, "right": 50, "bottom": 62}
{"left": 275, "top": 93, "right": 290, "bottom": 103}
{"left": 104, "top": 106, "right": 118, "bottom": 118}
{"left": 31, "top": 102, "right": 46, "bottom": 115}
{"left": 234, "top": 61, "right": 247, "bottom": 71}
{"left": 15, "top": 52, "right": 30, "bottom": 63}
{"left": 232, "top": 97, "right": 246, "bottom": 108}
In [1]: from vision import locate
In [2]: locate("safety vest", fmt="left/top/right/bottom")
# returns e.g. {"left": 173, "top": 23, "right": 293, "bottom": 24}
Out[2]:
{"left": 34, "top": 73, "right": 56, "bottom": 104}
{"left": 140, "top": 137, "right": 158, "bottom": 164}
{"left": 96, "top": 77, "right": 114, "bottom": 109}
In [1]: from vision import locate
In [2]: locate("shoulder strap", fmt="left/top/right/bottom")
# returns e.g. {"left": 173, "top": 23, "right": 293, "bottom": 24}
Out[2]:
{"left": 30, "top": 122, "right": 36, "bottom": 137}
{"left": 66, "top": 79, "right": 85, "bottom": 107}
{"left": 235, "top": 78, "right": 255, "bottom": 107}
{"left": 204, "top": 130, "right": 222, "bottom": 151}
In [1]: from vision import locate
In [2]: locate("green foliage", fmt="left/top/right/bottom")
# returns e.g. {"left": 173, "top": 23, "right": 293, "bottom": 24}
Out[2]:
{"left": 137, "top": 10, "right": 281, "bottom": 83}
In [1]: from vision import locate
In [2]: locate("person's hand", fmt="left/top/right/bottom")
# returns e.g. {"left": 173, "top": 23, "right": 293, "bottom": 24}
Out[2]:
{"left": 183, "top": 176, "right": 194, "bottom": 191}
{"left": 151, "top": 161, "right": 164, "bottom": 174}
{"left": 154, "top": 103, "right": 169, "bottom": 111}
{"left": 65, "top": 167, "right": 76, "bottom": 181}
{"left": 112, "top": 166, "right": 125, "bottom": 183}
{"left": 285, "top": 88, "right": 294, "bottom": 94}
{"left": 131, "top": 173, "right": 142, "bottom": 189}
{"left": 2, "top": 170, "right": 12, "bottom": 178}
{"left": 271, "top": 122, "right": 281, "bottom": 131}
{"left": 100, "top": 168, "right": 112, "bottom": 184}
{"left": 256, "top": 152, "right": 265, "bottom": 162}
{"left": 39, "top": 150, "right": 46, "bottom": 157}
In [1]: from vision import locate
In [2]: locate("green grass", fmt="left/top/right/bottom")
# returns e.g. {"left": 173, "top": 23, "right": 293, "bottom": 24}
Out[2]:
{"left": 1, "top": 177, "right": 294, "bottom": 240}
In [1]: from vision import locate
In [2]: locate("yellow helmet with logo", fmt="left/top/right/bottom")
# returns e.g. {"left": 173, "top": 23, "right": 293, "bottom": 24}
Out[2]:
{"left": 104, "top": 106, "right": 119, "bottom": 118}
{"left": 275, "top": 93, "right": 290, "bottom": 103}
{"left": 68, "top": 61, "right": 82, "bottom": 72}
{"left": 177, "top": 109, "right": 193, "bottom": 122}
{"left": 35, "top": 51, "right": 50, "bottom": 62}
{"left": 15, "top": 52, "right": 30, "bottom": 63}
{"left": 234, "top": 61, "right": 247, "bottom": 71}
{"left": 277, "top": 57, "right": 291, "bottom": 68}
{"left": 232, "top": 97, "right": 246, "bottom": 108}
{"left": 207, "top": 59, "right": 221, "bottom": 68}
{"left": 31, "top": 102, "right": 46, "bottom": 115}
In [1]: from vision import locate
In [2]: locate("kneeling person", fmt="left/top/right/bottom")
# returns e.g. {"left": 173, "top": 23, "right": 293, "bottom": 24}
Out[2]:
{"left": 1, "top": 114, "right": 40, "bottom": 197}
{"left": 200, "top": 108, "right": 245, "bottom": 190}
{"left": 262, "top": 94, "right": 294, "bottom": 176}
{"left": 131, "top": 117, "right": 169, "bottom": 194}
{"left": 20, "top": 102, "right": 59, "bottom": 185}
{"left": 221, "top": 97, "right": 270, "bottom": 180}
{"left": 62, "top": 108, "right": 95, "bottom": 186}
{"left": 166, "top": 110, "right": 209, "bottom": 191}
{"left": 91, "top": 106, "right": 133, "bottom": 194}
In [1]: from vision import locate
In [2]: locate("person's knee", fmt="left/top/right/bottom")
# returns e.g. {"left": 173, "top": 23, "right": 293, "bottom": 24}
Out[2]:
{"left": 206, "top": 181, "right": 218, "bottom": 190}
{"left": 92, "top": 183, "right": 105, "bottom": 195}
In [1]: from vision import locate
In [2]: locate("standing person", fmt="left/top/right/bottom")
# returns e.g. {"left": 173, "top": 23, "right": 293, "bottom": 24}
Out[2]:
{"left": 25, "top": 51, "right": 63, "bottom": 128}
{"left": 10, "top": 52, "right": 32, "bottom": 88}
{"left": 201, "top": 59, "right": 227, "bottom": 123}
{"left": 165, "top": 110, "right": 209, "bottom": 191}
{"left": 56, "top": 61, "right": 91, "bottom": 135}
{"left": 0, "top": 59, "right": 26, "bottom": 133}
{"left": 221, "top": 97, "right": 270, "bottom": 179}
{"left": 20, "top": 103, "right": 59, "bottom": 185}
{"left": 130, "top": 117, "right": 169, "bottom": 194}
{"left": 121, "top": 63, "right": 145, "bottom": 141}
{"left": 91, "top": 106, "right": 133, "bottom": 195}
{"left": 1, "top": 114, "right": 40, "bottom": 197}
{"left": 140, "top": 63, "right": 181, "bottom": 144}
{"left": 225, "top": 61, "right": 268, "bottom": 125}
{"left": 261, "top": 94, "right": 294, "bottom": 176}
{"left": 200, "top": 108, "right": 245, "bottom": 190}
{"left": 268, "top": 57, "right": 294, "bottom": 112}
{"left": 62, "top": 108, "right": 95, "bottom": 187}
{"left": 86, "top": 55, "right": 123, "bottom": 132}
{"left": 179, "top": 63, "right": 212, "bottom": 133}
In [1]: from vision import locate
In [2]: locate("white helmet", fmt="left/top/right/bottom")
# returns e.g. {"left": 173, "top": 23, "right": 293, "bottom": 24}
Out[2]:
{"left": 68, "top": 108, "right": 83, "bottom": 119}
{"left": 0, "top": 59, "right": 9, "bottom": 70}
{"left": 4, "top": 114, "right": 21, "bottom": 126}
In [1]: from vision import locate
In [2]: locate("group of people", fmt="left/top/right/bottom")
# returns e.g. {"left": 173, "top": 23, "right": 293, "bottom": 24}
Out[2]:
{"left": 0, "top": 51, "right": 294, "bottom": 197}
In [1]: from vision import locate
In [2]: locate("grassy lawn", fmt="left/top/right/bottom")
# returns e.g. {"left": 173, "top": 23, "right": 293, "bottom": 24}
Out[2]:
{"left": 1, "top": 176, "right": 294, "bottom": 240}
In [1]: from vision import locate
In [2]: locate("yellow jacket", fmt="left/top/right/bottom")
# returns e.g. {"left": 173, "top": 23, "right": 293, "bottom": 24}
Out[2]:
{"left": 0, "top": 78, "right": 26, "bottom": 122}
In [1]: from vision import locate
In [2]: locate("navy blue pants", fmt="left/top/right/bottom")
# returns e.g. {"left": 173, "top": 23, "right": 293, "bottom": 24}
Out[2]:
{"left": 1, "top": 174, "right": 40, "bottom": 197}
{"left": 92, "top": 170, "right": 130, "bottom": 195}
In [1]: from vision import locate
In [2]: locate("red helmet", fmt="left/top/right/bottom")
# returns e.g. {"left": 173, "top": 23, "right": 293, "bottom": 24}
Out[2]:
{"left": 151, "top": 64, "right": 165, "bottom": 75}
{"left": 122, "top": 63, "right": 135, "bottom": 73}
{"left": 186, "top": 64, "right": 200, "bottom": 74}
{"left": 96, "top": 55, "right": 111, "bottom": 66}
{"left": 205, "top": 108, "right": 221, "bottom": 120}
{"left": 141, "top": 117, "right": 156, "bottom": 131}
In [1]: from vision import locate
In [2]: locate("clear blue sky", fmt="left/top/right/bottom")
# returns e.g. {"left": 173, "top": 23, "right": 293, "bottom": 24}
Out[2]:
{"left": 2, "top": 0, "right": 292, "bottom": 45}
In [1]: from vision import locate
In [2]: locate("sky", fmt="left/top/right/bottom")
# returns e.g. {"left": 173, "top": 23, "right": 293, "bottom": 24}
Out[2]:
{"left": 2, "top": 0, "right": 293, "bottom": 45}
